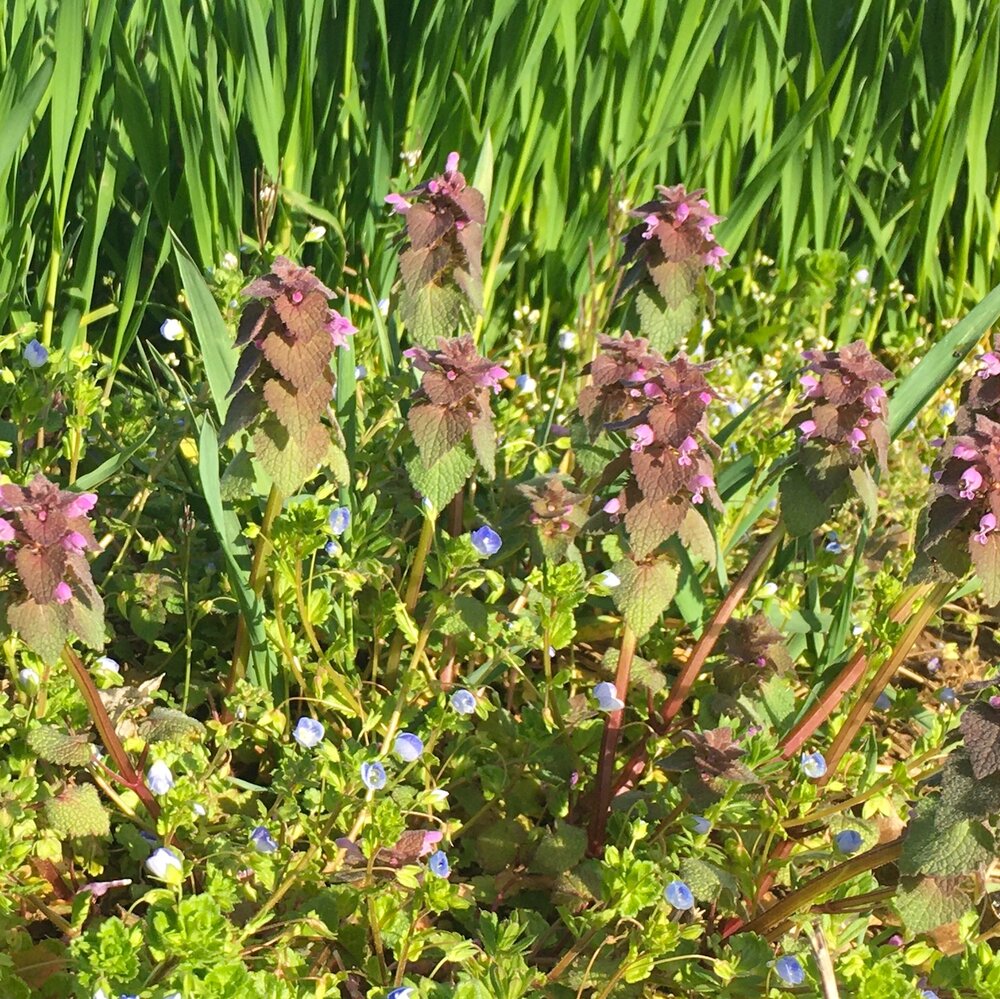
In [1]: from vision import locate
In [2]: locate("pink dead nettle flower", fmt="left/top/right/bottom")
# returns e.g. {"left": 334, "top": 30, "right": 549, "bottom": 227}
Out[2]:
{"left": 53, "top": 582, "right": 72, "bottom": 604}
{"left": 979, "top": 353, "right": 1000, "bottom": 378}
{"left": 62, "top": 531, "right": 88, "bottom": 553}
{"left": 0, "top": 518, "right": 14, "bottom": 542}
{"left": 953, "top": 443, "right": 978, "bottom": 461}
{"left": 959, "top": 466, "right": 984, "bottom": 500}
{"left": 678, "top": 436, "right": 699, "bottom": 466}
{"left": 384, "top": 192, "right": 412, "bottom": 214}
{"left": 603, "top": 498, "right": 621, "bottom": 516}
{"left": 65, "top": 493, "right": 98, "bottom": 519}
{"left": 973, "top": 513, "right": 997, "bottom": 545}
{"left": 326, "top": 311, "right": 357, "bottom": 348}
{"left": 631, "top": 424, "right": 655, "bottom": 452}
{"left": 691, "top": 474, "right": 715, "bottom": 505}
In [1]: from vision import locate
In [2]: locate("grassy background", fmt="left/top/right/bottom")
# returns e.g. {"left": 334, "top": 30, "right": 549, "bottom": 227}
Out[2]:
{"left": 1, "top": 0, "right": 999, "bottom": 359}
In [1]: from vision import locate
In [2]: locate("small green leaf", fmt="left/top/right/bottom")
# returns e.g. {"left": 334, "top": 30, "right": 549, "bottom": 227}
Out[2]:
{"left": 28, "top": 725, "right": 94, "bottom": 766}
{"left": 613, "top": 556, "right": 678, "bottom": 638}
{"left": 44, "top": 784, "right": 110, "bottom": 839}
{"left": 893, "top": 876, "right": 972, "bottom": 935}
{"left": 406, "top": 447, "right": 475, "bottom": 512}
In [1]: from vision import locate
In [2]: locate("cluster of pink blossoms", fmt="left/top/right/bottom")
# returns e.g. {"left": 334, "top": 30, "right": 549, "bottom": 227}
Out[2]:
{"left": 793, "top": 340, "right": 892, "bottom": 468}
{"left": 0, "top": 476, "right": 99, "bottom": 605}
{"left": 579, "top": 334, "right": 720, "bottom": 557}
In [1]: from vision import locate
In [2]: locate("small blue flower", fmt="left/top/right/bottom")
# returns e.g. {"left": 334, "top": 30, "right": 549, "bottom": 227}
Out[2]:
{"left": 17, "top": 667, "right": 39, "bottom": 691}
{"left": 393, "top": 732, "right": 424, "bottom": 762}
{"left": 24, "top": 339, "right": 48, "bottom": 368}
{"left": 428, "top": 849, "right": 450, "bottom": 878}
{"left": 515, "top": 373, "right": 537, "bottom": 394}
{"left": 593, "top": 681, "right": 624, "bottom": 712}
{"left": 324, "top": 540, "right": 341, "bottom": 557}
{"left": 939, "top": 400, "right": 956, "bottom": 419}
{"left": 354, "top": 364, "right": 368, "bottom": 380}
{"left": 250, "top": 826, "right": 278, "bottom": 854}
{"left": 834, "top": 829, "right": 863, "bottom": 854}
{"left": 824, "top": 531, "right": 844, "bottom": 554}
{"left": 146, "top": 760, "right": 175, "bottom": 796}
{"left": 774, "top": 955, "right": 805, "bottom": 986}
{"left": 293, "top": 716, "right": 325, "bottom": 749}
{"left": 939, "top": 686, "right": 958, "bottom": 706}
{"left": 387, "top": 989, "right": 416, "bottom": 999}
{"left": 691, "top": 815, "right": 711, "bottom": 835}
{"left": 470, "top": 525, "right": 502, "bottom": 556}
{"left": 875, "top": 691, "right": 892, "bottom": 711}
{"left": 328, "top": 506, "right": 351, "bottom": 536}
{"left": 801, "top": 751, "right": 827, "bottom": 779}
{"left": 145, "top": 846, "right": 182, "bottom": 879}
{"left": 664, "top": 880, "right": 694, "bottom": 910}
{"left": 598, "top": 570, "right": 621, "bottom": 588}
{"left": 139, "top": 830, "right": 159, "bottom": 846}
{"left": 360, "top": 761, "right": 387, "bottom": 791}
{"left": 920, "top": 990, "right": 939, "bottom": 999}
{"left": 450, "top": 689, "right": 477, "bottom": 715}
{"left": 160, "top": 318, "right": 185, "bottom": 341}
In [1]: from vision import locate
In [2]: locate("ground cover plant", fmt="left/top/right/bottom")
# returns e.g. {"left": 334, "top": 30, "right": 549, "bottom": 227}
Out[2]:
{"left": 5, "top": 3, "right": 1000, "bottom": 999}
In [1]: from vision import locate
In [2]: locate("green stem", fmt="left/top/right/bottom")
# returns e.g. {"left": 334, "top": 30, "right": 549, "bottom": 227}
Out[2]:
{"left": 737, "top": 839, "right": 903, "bottom": 939}
{"left": 62, "top": 645, "right": 159, "bottom": 820}
{"left": 228, "top": 484, "right": 284, "bottom": 692}
{"left": 385, "top": 510, "right": 436, "bottom": 686}
{"left": 588, "top": 625, "right": 637, "bottom": 856}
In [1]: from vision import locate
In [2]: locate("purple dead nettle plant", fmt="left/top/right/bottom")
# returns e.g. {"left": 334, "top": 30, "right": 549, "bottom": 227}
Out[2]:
{"left": 579, "top": 333, "right": 720, "bottom": 636}
{"left": 386, "top": 152, "right": 486, "bottom": 346}
{"left": 404, "top": 335, "right": 507, "bottom": 507}
{"left": 914, "top": 337, "right": 1000, "bottom": 603}
{"left": 222, "top": 256, "right": 356, "bottom": 497}
{"left": 518, "top": 475, "right": 587, "bottom": 563}
{"left": 779, "top": 340, "right": 893, "bottom": 537}
{"left": 618, "top": 184, "right": 726, "bottom": 352}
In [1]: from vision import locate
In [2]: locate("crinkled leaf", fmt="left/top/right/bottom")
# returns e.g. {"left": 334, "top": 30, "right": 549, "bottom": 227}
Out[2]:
{"left": 408, "top": 404, "right": 469, "bottom": 468}
{"left": 893, "top": 876, "right": 972, "bottom": 935}
{"left": 44, "top": 783, "right": 110, "bottom": 839}
{"left": 936, "top": 753, "right": 1000, "bottom": 827}
{"left": 400, "top": 281, "right": 465, "bottom": 347}
{"left": 613, "top": 557, "right": 678, "bottom": 638}
{"left": 624, "top": 498, "right": 685, "bottom": 559}
{"left": 406, "top": 447, "right": 475, "bottom": 512}
{"left": 678, "top": 507, "right": 715, "bottom": 566}
{"left": 8, "top": 598, "right": 68, "bottom": 665}
{"left": 901, "top": 801, "right": 995, "bottom": 877}
{"left": 469, "top": 415, "right": 496, "bottom": 479}
{"left": 531, "top": 820, "right": 587, "bottom": 875}
{"left": 139, "top": 707, "right": 206, "bottom": 743}
{"left": 27, "top": 725, "right": 94, "bottom": 766}
{"left": 253, "top": 415, "right": 331, "bottom": 496}
{"left": 15, "top": 548, "right": 62, "bottom": 604}
{"left": 959, "top": 702, "right": 1000, "bottom": 779}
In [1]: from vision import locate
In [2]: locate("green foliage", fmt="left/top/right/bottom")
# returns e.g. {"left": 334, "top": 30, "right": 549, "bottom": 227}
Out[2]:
{"left": 26, "top": 724, "right": 94, "bottom": 766}
{"left": 43, "top": 783, "right": 109, "bottom": 839}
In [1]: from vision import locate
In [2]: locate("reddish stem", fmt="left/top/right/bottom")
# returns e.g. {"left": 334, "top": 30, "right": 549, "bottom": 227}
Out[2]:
{"left": 609, "top": 523, "right": 783, "bottom": 798}
{"left": 62, "top": 645, "right": 160, "bottom": 820}
{"left": 779, "top": 583, "right": 926, "bottom": 759}
{"left": 819, "top": 580, "right": 950, "bottom": 784}
{"left": 588, "top": 626, "right": 637, "bottom": 856}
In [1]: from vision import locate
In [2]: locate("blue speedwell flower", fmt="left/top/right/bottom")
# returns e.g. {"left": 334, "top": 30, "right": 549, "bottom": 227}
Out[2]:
{"left": 664, "top": 880, "right": 694, "bottom": 910}
{"left": 774, "top": 955, "right": 805, "bottom": 986}
{"left": 24, "top": 339, "right": 48, "bottom": 368}
{"left": 145, "top": 847, "right": 182, "bottom": 879}
{"left": 387, "top": 988, "right": 416, "bottom": 999}
{"left": 428, "top": 849, "right": 450, "bottom": 878}
{"left": 146, "top": 760, "right": 175, "bottom": 796}
{"left": 834, "top": 829, "right": 863, "bottom": 854}
{"left": 450, "top": 689, "right": 477, "bottom": 715}
{"left": 691, "top": 815, "right": 712, "bottom": 835}
{"left": 360, "top": 761, "right": 387, "bottom": 791}
{"left": 470, "top": 525, "right": 502, "bottom": 555}
{"left": 593, "top": 681, "right": 624, "bottom": 712}
{"left": 800, "top": 751, "right": 827, "bottom": 779}
{"left": 250, "top": 826, "right": 278, "bottom": 854}
{"left": 393, "top": 732, "right": 424, "bottom": 762}
{"left": 874, "top": 691, "right": 892, "bottom": 711}
{"left": 293, "top": 716, "right": 325, "bottom": 748}
{"left": 328, "top": 505, "right": 351, "bottom": 536}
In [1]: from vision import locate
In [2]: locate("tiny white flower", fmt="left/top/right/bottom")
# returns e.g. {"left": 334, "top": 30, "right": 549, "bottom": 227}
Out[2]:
{"left": 259, "top": 184, "right": 276, "bottom": 204}
{"left": 598, "top": 570, "right": 621, "bottom": 588}
{"left": 758, "top": 582, "right": 778, "bottom": 598}
{"left": 18, "top": 667, "right": 39, "bottom": 691}
{"left": 147, "top": 760, "right": 175, "bottom": 796}
{"left": 593, "top": 681, "right": 625, "bottom": 712}
{"left": 528, "top": 308, "right": 540, "bottom": 324}
{"left": 95, "top": 656, "right": 120, "bottom": 673}
{"left": 303, "top": 225, "right": 327, "bottom": 243}
{"left": 192, "top": 802, "right": 206, "bottom": 817}
{"left": 145, "top": 847, "right": 183, "bottom": 880}
{"left": 557, "top": 329, "right": 577, "bottom": 351}
{"left": 853, "top": 267, "right": 870, "bottom": 284}
{"left": 222, "top": 251, "right": 239, "bottom": 269}
{"left": 160, "top": 318, "right": 185, "bottom": 341}
{"left": 377, "top": 298, "right": 390, "bottom": 317}
{"left": 701, "top": 317, "right": 712, "bottom": 334}
{"left": 515, "top": 374, "right": 537, "bottom": 394}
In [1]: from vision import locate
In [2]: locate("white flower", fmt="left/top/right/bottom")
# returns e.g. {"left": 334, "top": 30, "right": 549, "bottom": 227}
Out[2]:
{"left": 147, "top": 761, "right": 175, "bottom": 796}
{"left": 95, "top": 656, "right": 120, "bottom": 673}
{"left": 222, "top": 251, "right": 239, "bottom": 269}
{"left": 145, "top": 847, "right": 183, "bottom": 880}
{"left": 593, "top": 681, "right": 625, "bottom": 712}
{"left": 557, "top": 329, "right": 577, "bottom": 350}
{"left": 160, "top": 318, "right": 185, "bottom": 341}
{"left": 303, "top": 225, "right": 327, "bottom": 243}
{"left": 259, "top": 184, "right": 276, "bottom": 205}
{"left": 292, "top": 716, "right": 325, "bottom": 749}
{"left": 515, "top": 374, "right": 537, "bottom": 394}
{"left": 758, "top": 582, "right": 778, "bottom": 598}
{"left": 853, "top": 267, "right": 870, "bottom": 284}
{"left": 701, "top": 317, "right": 712, "bottom": 334}
{"left": 377, "top": 298, "right": 390, "bottom": 317}
{"left": 192, "top": 802, "right": 206, "bottom": 817}
{"left": 18, "top": 667, "right": 39, "bottom": 691}
{"left": 598, "top": 570, "right": 621, "bottom": 588}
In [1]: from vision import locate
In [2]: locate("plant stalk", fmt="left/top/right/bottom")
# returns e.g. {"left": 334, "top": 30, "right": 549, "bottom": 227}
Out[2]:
{"left": 227, "top": 484, "right": 284, "bottom": 693}
{"left": 385, "top": 509, "right": 436, "bottom": 686}
{"left": 62, "top": 645, "right": 159, "bottom": 820}
{"left": 820, "top": 580, "right": 950, "bottom": 782}
{"left": 588, "top": 625, "right": 637, "bottom": 856}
